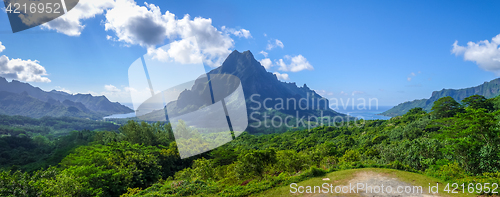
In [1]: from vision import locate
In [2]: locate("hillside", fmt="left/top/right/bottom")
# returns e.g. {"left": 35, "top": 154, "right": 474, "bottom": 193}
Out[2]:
{"left": 2, "top": 93, "right": 500, "bottom": 196}
{"left": 0, "top": 77, "right": 133, "bottom": 119}
{"left": 381, "top": 78, "right": 500, "bottom": 117}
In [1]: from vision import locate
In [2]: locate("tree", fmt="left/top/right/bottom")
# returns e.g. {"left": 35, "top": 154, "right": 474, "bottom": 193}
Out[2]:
{"left": 437, "top": 108, "right": 500, "bottom": 174}
{"left": 407, "top": 107, "right": 426, "bottom": 115}
{"left": 59, "top": 142, "right": 163, "bottom": 196}
{"left": 431, "top": 96, "right": 463, "bottom": 119}
{"left": 462, "top": 95, "right": 494, "bottom": 112}
{"left": 236, "top": 149, "right": 276, "bottom": 179}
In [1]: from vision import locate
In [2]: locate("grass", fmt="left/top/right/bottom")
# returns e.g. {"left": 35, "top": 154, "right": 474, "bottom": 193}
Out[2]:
{"left": 251, "top": 168, "right": 476, "bottom": 197}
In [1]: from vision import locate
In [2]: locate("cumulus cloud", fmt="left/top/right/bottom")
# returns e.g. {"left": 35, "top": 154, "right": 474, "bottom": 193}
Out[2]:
{"left": 147, "top": 37, "right": 204, "bottom": 64}
{"left": 277, "top": 55, "right": 313, "bottom": 72}
{"left": 42, "top": 0, "right": 115, "bottom": 36}
{"left": 104, "top": 1, "right": 237, "bottom": 67}
{"left": 104, "top": 1, "right": 173, "bottom": 46}
{"left": 273, "top": 72, "right": 289, "bottom": 81}
{"left": 259, "top": 58, "right": 272, "bottom": 69}
{"left": 0, "top": 42, "right": 50, "bottom": 83}
{"left": 221, "top": 26, "right": 252, "bottom": 38}
{"left": 42, "top": 0, "right": 247, "bottom": 67}
{"left": 266, "top": 39, "right": 284, "bottom": 50}
{"left": 452, "top": 34, "right": 500, "bottom": 74}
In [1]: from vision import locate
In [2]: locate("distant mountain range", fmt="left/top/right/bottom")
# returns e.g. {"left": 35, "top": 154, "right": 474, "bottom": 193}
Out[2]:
{"left": 0, "top": 77, "right": 133, "bottom": 119}
{"left": 381, "top": 78, "right": 500, "bottom": 117}
{"left": 0, "top": 51, "right": 344, "bottom": 126}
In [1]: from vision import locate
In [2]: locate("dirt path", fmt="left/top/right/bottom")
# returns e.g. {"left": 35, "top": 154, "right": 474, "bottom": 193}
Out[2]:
{"left": 335, "top": 171, "right": 440, "bottom": 197}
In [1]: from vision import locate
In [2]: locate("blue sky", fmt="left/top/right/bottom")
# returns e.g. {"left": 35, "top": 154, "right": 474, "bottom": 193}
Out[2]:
{"left": 1, "top": 0, "right": 500, "bottom": 106}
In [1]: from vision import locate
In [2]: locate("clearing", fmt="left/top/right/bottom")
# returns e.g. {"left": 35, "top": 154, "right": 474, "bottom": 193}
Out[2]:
{"left": 253, "top": 168, "right": 475, "bottom": 197}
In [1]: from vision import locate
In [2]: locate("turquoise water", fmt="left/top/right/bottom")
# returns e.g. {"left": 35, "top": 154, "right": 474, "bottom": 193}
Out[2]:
{"left": 334, "top": 106, "right": 393, "bottom": 120}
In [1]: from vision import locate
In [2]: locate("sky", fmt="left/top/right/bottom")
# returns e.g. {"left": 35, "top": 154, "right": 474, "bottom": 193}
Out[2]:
{"left": 1, "top": 0, "right": 500, "bottom": 107}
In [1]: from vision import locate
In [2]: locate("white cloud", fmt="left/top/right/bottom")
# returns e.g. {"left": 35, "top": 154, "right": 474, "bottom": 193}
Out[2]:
{"left": 452, "top": 34, "right": 500, "bottom": 74}
{"left": 104, "top": 1, "right": 175, "bottom": 47}
{"left": 407, "top": 71, "right": 421, "bottom": 82}
{"left": 103, "top": 1, "right": 238, "bottom": 67}
{"left": 273, "top": 72, "right": 289, "bottom": 81}
{"left": 0, "top": 42, "right": 4, "bottom": 53}
{"left": 0, "top": 42, "right": 50, "bottom": 83}
{"left": 0, "top": 56, "right": 51, "bottom": 83}
{"left": 266, "top": 39, "right": 284, "bottom": 50}
{"left": 104, "top": 84, "right": 121, "bottom": 92}
{"left": 277, "top": 55, "right": 313, "bottom": 72}
{"left": 221, "top": 26, "right": 252, "bottom": 38}
{"left": 259, "top": 58, "right": 272, "bottom": 69}
{"left": 42, "top": 0, "right": 115, "bottom": 36}
{"left": 147, "top": 37, "right": 204, "bottom": 64}
{"left": 259, "top": 50, "right": 268, "bottom": 58}
{"left": 42, "top": 0, "right": 245, "bottom": 67}
{"left": 340, "top": 91, "right": 348, "bottom": 96}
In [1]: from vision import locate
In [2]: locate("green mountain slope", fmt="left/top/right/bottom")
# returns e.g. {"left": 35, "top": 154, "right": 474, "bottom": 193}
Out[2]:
{"left": 0, "top": 77, "right": 133, "bottom": 117}
{"left": 381, "top": 78, "right": 500, "bottom": 117}
{"left": 0, "top": 91, "right": 103, "bottom": 119}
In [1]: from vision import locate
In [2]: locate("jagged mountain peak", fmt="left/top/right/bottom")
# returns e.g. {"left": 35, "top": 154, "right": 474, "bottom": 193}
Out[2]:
{"left": 210, "top": 50, "right": 342, "bottom": 117}
{"left": 214, "top": 50, "right": 266, "bottom": 75}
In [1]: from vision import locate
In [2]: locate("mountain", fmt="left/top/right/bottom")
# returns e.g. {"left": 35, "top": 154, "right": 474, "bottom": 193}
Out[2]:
{"left": 148, "top": 50, "right": 346, "bottom": 133}
{"left": 210, "top": 50, "right": 339, "bottom": 115}
{"left": 381, "top": 78, "right": 500, "bottom": 117}
{"left": 0, "top": 77, "right": 133, "bottom": 119}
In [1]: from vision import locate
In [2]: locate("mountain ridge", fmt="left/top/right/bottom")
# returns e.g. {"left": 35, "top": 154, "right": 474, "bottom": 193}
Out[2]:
{"left": 381, "top": 78, "right": 500, "bottom": 117}
{"left": 0, "top": 77, "right": 133, "bottom": 119}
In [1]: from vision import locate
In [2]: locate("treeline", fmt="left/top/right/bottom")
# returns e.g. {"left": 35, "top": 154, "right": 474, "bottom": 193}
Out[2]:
{"left": 1, "top": 95, "right": 500, "bottom": 196}
{"left": 0, "top": 115, "right": 119, "bottom": 138}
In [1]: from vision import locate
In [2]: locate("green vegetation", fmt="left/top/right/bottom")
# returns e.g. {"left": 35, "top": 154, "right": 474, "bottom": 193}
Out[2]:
{"left": 0, "top": 114, "right": 119, "bottom": 137}
{"left": 1, "top": 94, "right": 500, "bottom": 196}
{"left": 0, "top": 115, "right": 119, "bottom": 172}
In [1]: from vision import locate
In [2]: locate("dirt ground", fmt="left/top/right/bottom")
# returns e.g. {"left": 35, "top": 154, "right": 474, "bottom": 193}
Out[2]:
{"left": 305, "top": 171, "right": 441, "bottom": 197}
